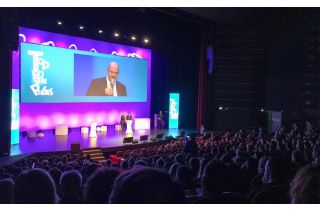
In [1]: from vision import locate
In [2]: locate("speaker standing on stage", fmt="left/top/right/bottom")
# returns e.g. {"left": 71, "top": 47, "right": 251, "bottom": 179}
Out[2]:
{"left": 120, "top": 113, "right": 126, "bottom": 132}
{"left": 158, "top": 110, "right": 163, "bottom": 129}
{"left": 86, "top": 62, "right": 127, "bottom": 96}
{"left": 126, "top": 113, "right": 133, "bottom": 121}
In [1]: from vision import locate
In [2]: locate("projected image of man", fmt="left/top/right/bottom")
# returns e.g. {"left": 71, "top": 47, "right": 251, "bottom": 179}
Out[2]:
{"left": 86, "top": 62, "right": 127, "bottom": 96}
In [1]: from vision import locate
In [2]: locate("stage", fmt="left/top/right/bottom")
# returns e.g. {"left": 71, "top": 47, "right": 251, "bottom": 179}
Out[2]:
{"left": 10, "top": 128, "right": 196, "bottom": 156}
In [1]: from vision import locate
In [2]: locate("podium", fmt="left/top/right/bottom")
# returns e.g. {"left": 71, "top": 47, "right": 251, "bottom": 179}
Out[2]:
{"left": 89, "top": 122, "right": 97, "bottom": 138}
{"left": 126, "top": 120, "right": 133, "bottom": 134}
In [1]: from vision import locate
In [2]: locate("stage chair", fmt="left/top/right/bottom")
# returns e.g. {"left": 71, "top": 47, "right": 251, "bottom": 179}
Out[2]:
{"left": 55, "top": 125, "right": 68, "bottom": 136}
{"left": 115, "top": 124, "right": 121, "bottom": 131}
{"left": 27, "top": 131, "right": 36, "bottom": 139}
{"left": 81, "top": 127, "right": 89, "bottom": 134}
{"left": 101, "top": 126, "right": 107, "bottom": 132}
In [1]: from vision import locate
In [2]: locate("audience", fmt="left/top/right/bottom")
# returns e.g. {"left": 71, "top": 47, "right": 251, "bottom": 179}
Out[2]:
{"left": 1, "top": 121, "right": 320, "bottom": 203}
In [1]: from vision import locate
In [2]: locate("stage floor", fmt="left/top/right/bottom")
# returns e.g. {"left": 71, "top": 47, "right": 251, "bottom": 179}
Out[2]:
{"left": 10, "top": 128, "right": 196, "bottom": 156}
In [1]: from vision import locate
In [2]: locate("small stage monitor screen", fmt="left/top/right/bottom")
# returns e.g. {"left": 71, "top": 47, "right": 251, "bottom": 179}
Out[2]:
{"left": 20, "top": 42, "right": 148, "bottom": 103}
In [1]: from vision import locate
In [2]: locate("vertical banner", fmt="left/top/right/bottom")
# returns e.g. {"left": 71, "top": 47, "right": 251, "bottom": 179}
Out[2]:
{"left": 169, "top": 93, "right": 179, "bottom": 128}
{"left": 11, "top": 89, "right": 20, "bottom": 144}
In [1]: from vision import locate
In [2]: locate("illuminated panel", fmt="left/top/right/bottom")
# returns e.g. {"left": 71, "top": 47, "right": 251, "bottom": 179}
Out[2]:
{"left": 169, "top": 93, "right": 179, "bottom": 129}
{"left": 11, "top": 89, "right": 20, "bottom": 144}
{"left": 15, "top": 27, "right": 152, "bottom": 131}
{"left": 134, "top": 118, "right": 150, "bottom": 130}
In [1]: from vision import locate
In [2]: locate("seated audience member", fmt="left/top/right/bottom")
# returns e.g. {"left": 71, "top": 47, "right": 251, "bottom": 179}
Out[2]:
{"left": 196, "top": 160, "right": 231, "bottom": 203}
{"left": 109, "top": 167, "right": 186, "bottom": 204}
{"left": 59, "top": 170, "right": 83, "bottom": 204}
{"left": 120, "top": 160, "right": 129, "bottom": 170}
{"left": 250, "top": 156, "right": 268, "bottom": 192}
{"left": 189, "top": 157, "right": 200, "bottom": 178}
{"left": 184, "top": 137, "right": 198, "bottom": 157}
{"left": 49, "top": 167, "right": 62, "bottom": 190}
{"left": 0, "top": 178, "right": 14, "bottom": 203}
{"left": 13, "top": 168, "right": 58, "bottom": 204}
{"left": 290, "top": 164, "right": 320, "bottom": 203}
{"left": 83, "top": 168, "right": 121, "bottom": 204}
{"left": 251, "top": 157, "right": 290, "bottom": 203}
{"left": 169, "top": 163, "right": 181, "bottom": 179}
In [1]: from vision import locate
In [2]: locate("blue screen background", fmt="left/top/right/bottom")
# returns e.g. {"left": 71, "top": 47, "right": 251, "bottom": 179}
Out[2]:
{"left": 21, "top": 42, "right": 148, "bottom": 103}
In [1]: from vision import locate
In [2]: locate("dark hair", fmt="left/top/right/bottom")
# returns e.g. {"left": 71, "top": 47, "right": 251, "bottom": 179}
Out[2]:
{"left": 59, "top": 170, "right": 82, "bottom": 203}
{"left": 0, "top": 178, "right": 14, "bottom": 203}
{"left": 49, "top": 167, "right": 62, "bottom": 188}
{"left": 13, "top": 168, "right": 57, "bottom": 204}
{"left": 83, "top": 167, "right": 121, "bottom": 204}
{"left": 109, "top": 167, "right": 186, "bottom": 203}
{"left": 201, "top": 160, "right": 230, "bottom": 196}
{"left": 290, "top": 164, "right": 320, "bottom": 203}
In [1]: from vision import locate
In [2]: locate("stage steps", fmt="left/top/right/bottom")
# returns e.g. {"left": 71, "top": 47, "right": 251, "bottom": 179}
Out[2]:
{"left": 82, "top": 147, "right": 106, "bottom": 164}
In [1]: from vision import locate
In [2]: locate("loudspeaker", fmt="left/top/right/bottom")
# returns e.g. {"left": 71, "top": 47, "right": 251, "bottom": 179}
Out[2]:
{"left": 140, "top": 135, "right": 149, "bottom": 141}
{"left": 123, "top": 137, "right": 133, "bottom": 144}
{"left": 71, "top": 142, "right": 81, "bottom": 154}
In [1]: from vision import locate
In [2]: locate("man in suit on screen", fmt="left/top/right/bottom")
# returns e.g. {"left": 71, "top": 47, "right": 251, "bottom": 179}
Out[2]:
{"left": 86, "top": 62, "right": 127, "bottom": 96}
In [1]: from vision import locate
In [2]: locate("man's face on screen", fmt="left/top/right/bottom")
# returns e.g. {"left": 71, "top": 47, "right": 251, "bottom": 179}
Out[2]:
{"left": 107, "top": 62, "right": 119, "bottom": 81}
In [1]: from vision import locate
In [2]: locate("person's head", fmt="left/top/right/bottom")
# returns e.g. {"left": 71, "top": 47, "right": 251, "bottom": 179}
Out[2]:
{"left": 107, "top": 62, "right": 119, "bottom": 82}
{"left": 13, "top": 168, "right": 57, "bottom": 204}
{"left": 201, "top": 160, "right": 230, "bottom": 196}
{"left": 169, "top": 163, "right": 180, "bottom": 179}
{"left": 175, "top": 165, "right": 194, "bottom": 188}
{"left": 262, "top": 156, "right": 288, "bottom": 184}
{"left": 83, "top": 167, "right": 121, "bottom": 204}
{"left": 290, "top": 164, "right": 320, "bottom": 203}
{"left": 0, "top": 178, "right": 14, "bottom": 203}
{"left": 257, "top": 156, "right": 268, "bottom": 175}
{"left": 189, "top": 157, "right": 200, "bottom": 177}
{"left": 49, "top": 167, "right": 62, "bottom": 188}
{"left": 291, "top": 150, "right": 306, "bottom": 167}
{"left": 109, "top": 167, "right": 186, "bottom": 203}
{"left": 120, "top": 160, "right": 129, "bottom": 170}
{"left": 59, "top": 170, "right": 82, "bottom": 200}
{"left": 156, "top": 158, "right": 165, "bottom": 169}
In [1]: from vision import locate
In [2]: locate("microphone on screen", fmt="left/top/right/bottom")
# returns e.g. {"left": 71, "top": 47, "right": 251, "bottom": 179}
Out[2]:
{"left": 110, "top": 79, "right": 115, "bottom": 89}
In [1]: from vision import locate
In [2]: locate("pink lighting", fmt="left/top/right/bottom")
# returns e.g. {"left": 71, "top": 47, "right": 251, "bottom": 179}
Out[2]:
{"left": 29, "top": 37, "right": 41, "bottom": 44}
{"left": 37, "top": 115, "right": 50, "bottom": 129}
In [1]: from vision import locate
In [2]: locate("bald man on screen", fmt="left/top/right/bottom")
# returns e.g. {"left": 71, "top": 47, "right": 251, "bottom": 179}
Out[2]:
{"left": 85, "top": 62, "right": 127, "bottom": 96}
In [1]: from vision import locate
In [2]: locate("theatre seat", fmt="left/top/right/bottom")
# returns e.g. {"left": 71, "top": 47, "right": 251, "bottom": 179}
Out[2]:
{"left": 55, "top": 125, "right": 68, "bottom": 136}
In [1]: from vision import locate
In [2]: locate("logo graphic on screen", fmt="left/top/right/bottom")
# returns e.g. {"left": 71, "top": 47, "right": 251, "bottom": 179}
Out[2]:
{"left": 28, "top": 50, "right": 53, "bottom": 96}
{"left": 170, "top": 99, "right": 179, "bottom": 119}
{"left": 169, "top": 93, "right": 179, "bottom": 128}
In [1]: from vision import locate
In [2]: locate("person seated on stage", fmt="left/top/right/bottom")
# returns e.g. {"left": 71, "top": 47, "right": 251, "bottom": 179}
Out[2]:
{"left": 86, "top": 62, "right": 127, "bottom": 96}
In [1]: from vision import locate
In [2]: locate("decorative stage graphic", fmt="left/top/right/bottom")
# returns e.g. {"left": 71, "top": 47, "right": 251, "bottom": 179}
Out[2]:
{"left": 20, "top": 42, "right": 148, "bottom": 103}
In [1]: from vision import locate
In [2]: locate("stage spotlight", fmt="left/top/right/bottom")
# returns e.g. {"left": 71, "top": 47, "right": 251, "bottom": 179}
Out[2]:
{"left": 131, "top": 36, "right": 136, "bottom": 41}
{"left": 218, "top": 106, "right": 223, "bottom": 110}
{"left": 98, "top": 30, "right": 103, "bottom": 34}
{"left": 114, "top": 32, "right": 120, "bottom": 37}
{"left": 260, "top": 108, "right": 264, "bottom": 112}
{"left": 57, "top": 21, "right": 63, "bottom": 26}
{"left": 143, "top": 38, "right": 149, "bottom": 44}
{"left": 79, "top": 25, "right": 84, "bottom": 30}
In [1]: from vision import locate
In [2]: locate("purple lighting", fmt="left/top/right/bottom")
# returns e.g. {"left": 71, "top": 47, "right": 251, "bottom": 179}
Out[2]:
{"left": 16, "top": 27, "right": 151, "bottom": 131}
